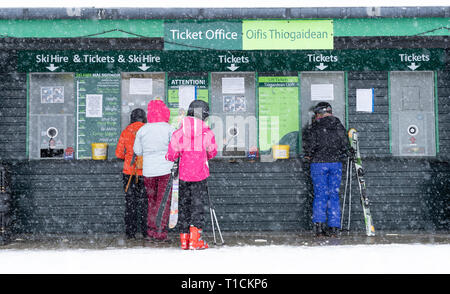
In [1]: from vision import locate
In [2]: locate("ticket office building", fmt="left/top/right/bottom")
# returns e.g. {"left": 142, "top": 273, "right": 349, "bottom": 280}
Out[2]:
{"left": 1, "top": 9, "right": 449, "bottom": 234}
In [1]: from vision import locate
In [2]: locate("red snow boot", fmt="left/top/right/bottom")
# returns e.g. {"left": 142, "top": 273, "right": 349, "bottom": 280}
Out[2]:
{"left": 189, "top": 226, "right": 209, "bottom": 250}
{"left": 180, "top": 233, "right": 189, "bottom": 250}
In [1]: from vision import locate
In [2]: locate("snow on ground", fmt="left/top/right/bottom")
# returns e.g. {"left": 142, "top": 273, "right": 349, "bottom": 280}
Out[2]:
{"left": 1, "top": 243, "right": 449, "bottom": 274}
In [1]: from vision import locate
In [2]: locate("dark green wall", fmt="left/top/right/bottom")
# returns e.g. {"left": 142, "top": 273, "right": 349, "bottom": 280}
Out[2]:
{"left": 6, "top": 158, "right": 449, "bottom": 234}
{"left": 0, "top": 72, "right": 26, "bottom": 160}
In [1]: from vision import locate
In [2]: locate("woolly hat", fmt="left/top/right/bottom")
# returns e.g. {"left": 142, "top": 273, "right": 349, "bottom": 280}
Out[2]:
{"left": 147, "top": 99, "right": 170, "bottom": 123}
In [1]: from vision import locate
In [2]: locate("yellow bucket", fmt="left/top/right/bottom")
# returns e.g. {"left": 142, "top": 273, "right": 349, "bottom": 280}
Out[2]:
{"left": 91, "top": 143, "right": 108, "bottom": 160}
{"left": 272, "top": 145, "right": 290, "bottom": 159}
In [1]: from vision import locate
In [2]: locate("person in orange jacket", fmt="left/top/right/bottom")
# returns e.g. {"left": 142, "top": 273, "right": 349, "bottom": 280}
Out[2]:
{"left": 115, "top": 108, "right": 147, "bottom": 239}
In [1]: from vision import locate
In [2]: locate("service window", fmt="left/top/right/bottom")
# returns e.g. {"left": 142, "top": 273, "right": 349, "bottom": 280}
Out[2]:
{"left": 210, "top": 72, "right": 257, "bottom": 158}
{"left": 300, "top": 72, "right": 346, "bottom": 130}
{"left": 28, "top": 73, "right": 75, "bottom": 159}
{"left": 121, "top": 72, "right": 165, "bottom": 130}
{"left": 390, "top": 71, "right": 436, "bottom": 156}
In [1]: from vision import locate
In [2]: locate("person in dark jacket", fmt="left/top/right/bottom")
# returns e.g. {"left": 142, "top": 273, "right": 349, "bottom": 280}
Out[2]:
{"left": 303, "top": 102, "right": 350, "bottom": 237}
{"left": 115, "top": 108, "right": 147, "bottom": 240}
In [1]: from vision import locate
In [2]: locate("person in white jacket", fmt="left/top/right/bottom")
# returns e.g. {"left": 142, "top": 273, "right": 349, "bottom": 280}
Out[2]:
{"left": 134, "top": 99, "right": 174, "bottom": 242}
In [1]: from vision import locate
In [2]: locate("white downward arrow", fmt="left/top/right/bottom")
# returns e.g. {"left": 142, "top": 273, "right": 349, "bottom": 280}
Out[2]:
{"left": 315, "top": 63, "right": 328, "bottom": 71}
{"left": 46, "top": 64, "right": 59, "bottom": 71}
{"left": 407, "top": 63, "right": 420, "bottom": 71}
{"left": 227, "top": 64, "right": 239, "bottom": 71}
{"left": 138, "top": 63, "right": 150, "bottom": 71}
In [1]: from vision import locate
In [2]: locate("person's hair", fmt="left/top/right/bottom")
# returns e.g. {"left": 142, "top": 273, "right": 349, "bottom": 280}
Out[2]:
{"left": 187, "top": 100, "right": 209, "bottom": 121}
{"left": 313, "top": 102, "right": 332, "bottom": 114}
{"left": 130, "top": 108, "right": 147, "bottom": 123}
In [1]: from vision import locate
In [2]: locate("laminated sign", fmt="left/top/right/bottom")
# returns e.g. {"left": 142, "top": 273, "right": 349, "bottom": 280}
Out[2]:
{"left": 242, "top": 20, "right": 333, "bottom": 50}
{"left": 164, "top": 20, "right": 333, "bottom": 50}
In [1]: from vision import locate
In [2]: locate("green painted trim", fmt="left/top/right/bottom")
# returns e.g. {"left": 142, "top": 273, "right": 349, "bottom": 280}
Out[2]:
{"left": 345, "top": 71, "right": 349, "bottom": 130}
{"left": 208, "top": 72, "right": 212, "bottom": 127}
{"left": 164, "top": 19, "right": 243, "bottom": 24}
{"left": 388, "top": 71, "right": 392, "bottom": 154}
{"left": 298, "top": 72, "right": 302, "bottom": 154}
{"left": 0, "top": 19, "right": 164, "bottom": 38}
{"left": 255, "top": 72, "right": 259, "bottom": 152}
{"left": 1, "top": 18, "right": 448, "bottom": 39}
{"left": 333, "top": 18, "right": 450, "bottom": 37}
{"left": 164, "top": 72, "right": 168, "bottom": 105}
{"left": 74, "top": 73, "right": 78, "bottom": 158}
{"left": 434, "top": 71, "right": 439, "bottom": 155}
{"left": 26, "top": 73, "right": 30, "bottom": 158}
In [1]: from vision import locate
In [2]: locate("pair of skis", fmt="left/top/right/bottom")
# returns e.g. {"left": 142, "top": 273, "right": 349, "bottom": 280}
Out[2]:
{"left": 155, "top": 160, "right": 179, "bottom": 231}
{"left": 341, "top": 128, "right": 376, "bottom": 237}
{"left": 155, "top": 160, "right": 224, "bottom": 245}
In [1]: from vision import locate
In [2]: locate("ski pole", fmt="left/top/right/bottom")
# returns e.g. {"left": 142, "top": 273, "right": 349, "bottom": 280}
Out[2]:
{"left": 341, "top": 156, "right": 350, "bottom": 230}
{"left": 206, "top": 182, "right": 224, "bottom": 245}
{"left": 347, "top": 158, "right": 353, "bottom": 232}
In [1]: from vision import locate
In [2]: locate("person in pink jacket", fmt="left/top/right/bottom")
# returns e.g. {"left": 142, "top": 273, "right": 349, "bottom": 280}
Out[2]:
{"left": 166, "top": 100, "right": 217, "bottom": 250}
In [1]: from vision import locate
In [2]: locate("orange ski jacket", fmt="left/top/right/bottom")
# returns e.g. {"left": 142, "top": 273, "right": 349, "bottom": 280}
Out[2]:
{"left": 115, "top": 121, "right": 145, "bottom": 175}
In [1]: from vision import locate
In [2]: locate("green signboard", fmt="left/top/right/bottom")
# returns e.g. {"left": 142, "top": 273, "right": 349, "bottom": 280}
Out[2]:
{"left": 75, "top": 73, "right": 121, "bottom": 159}
{"left": 18, "top": 49, "right": 446, "bottom": 73}
{"left": 2, "top": 18, "right": 449, "bottom": 40}
{"left": 167, "top": 75, "right": 209, "bottom": 128}
{"left": 164, "top": 20, "right": 333, "bottom": 50}
{"left": 258, "top": 76, "right": 299, "bottom": 152}
{"left": 243, "top": 20, "right": 333, "bottom": 50}
{"left": 164, "top": 21, "right": 242, "bottom": 50}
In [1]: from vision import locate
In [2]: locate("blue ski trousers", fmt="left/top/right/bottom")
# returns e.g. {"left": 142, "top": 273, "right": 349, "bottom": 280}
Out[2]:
{"left": 310, "top": 162, "right": 342, "bottom": 228}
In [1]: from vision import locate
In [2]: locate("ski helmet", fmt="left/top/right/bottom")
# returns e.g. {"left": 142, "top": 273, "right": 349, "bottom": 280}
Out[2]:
{"left": 187, "top": 100, "right": 209, "bottom": 121}
{"left": 313, "top": 102, "right": 332, "bottom": 114}
{"left": 130, "top": 108, "right": 147, "bottom": 124}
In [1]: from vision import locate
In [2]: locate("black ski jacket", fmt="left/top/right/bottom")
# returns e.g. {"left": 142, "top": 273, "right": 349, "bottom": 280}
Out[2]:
{"left": 302, "top": 115, "right": 350, "bottom": 163}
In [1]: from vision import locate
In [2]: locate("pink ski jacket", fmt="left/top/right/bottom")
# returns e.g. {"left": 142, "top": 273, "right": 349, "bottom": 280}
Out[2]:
{"left": 166, "top": 116, "right": 217, "bottom": 182}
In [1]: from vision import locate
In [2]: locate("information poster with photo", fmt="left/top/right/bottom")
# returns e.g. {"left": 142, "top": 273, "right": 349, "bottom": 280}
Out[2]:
{"left": 75, "top": 73, "right": 121, "bottom": 159}
{"left": 258, "top": 76, "right": 299, "bottom": 152}
{"left": 223, "top": 95, "right": 246, "bottom": 113}
{"left": 40, "top": 86, "right": 64, "bottom": 103}
{"left": 167, "top": 76, "right": 209, "bottom": 128}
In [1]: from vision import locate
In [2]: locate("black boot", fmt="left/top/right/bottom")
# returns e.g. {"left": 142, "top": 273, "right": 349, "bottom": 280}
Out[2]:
{"left": 325, "top": 226, "right": 339, "bottom": 237}
{"left": 313, "top": 222, "right": 326, "bottom": 237}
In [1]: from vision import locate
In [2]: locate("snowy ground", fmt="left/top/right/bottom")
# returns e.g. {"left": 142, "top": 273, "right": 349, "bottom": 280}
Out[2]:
{"left": 1, "top": 243, "right": 449, "bottom": 274}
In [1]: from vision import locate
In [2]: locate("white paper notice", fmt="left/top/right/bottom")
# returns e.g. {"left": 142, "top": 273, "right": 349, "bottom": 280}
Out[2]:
{"left": 129, "top": 78, "right": 153, "bottom": 95}
{"left": 179, "top": 85, "right": 196, "bottom": 111}
{"left": 222, "top": 77, "right": 245, "bottom": 94}
{"left": 356, "top": 88, "right": 374, "bottom": 112}
{"left": 86, "top": 94, "right": 103, "bottom": 118}
{"left": 311, "top": 84, "right": 334, "bottom": 101}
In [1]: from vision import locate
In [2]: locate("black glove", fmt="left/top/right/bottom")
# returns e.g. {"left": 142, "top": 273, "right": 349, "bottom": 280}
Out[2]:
{"left": 347, "top": 147, "right": 356, "bottom": 158}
